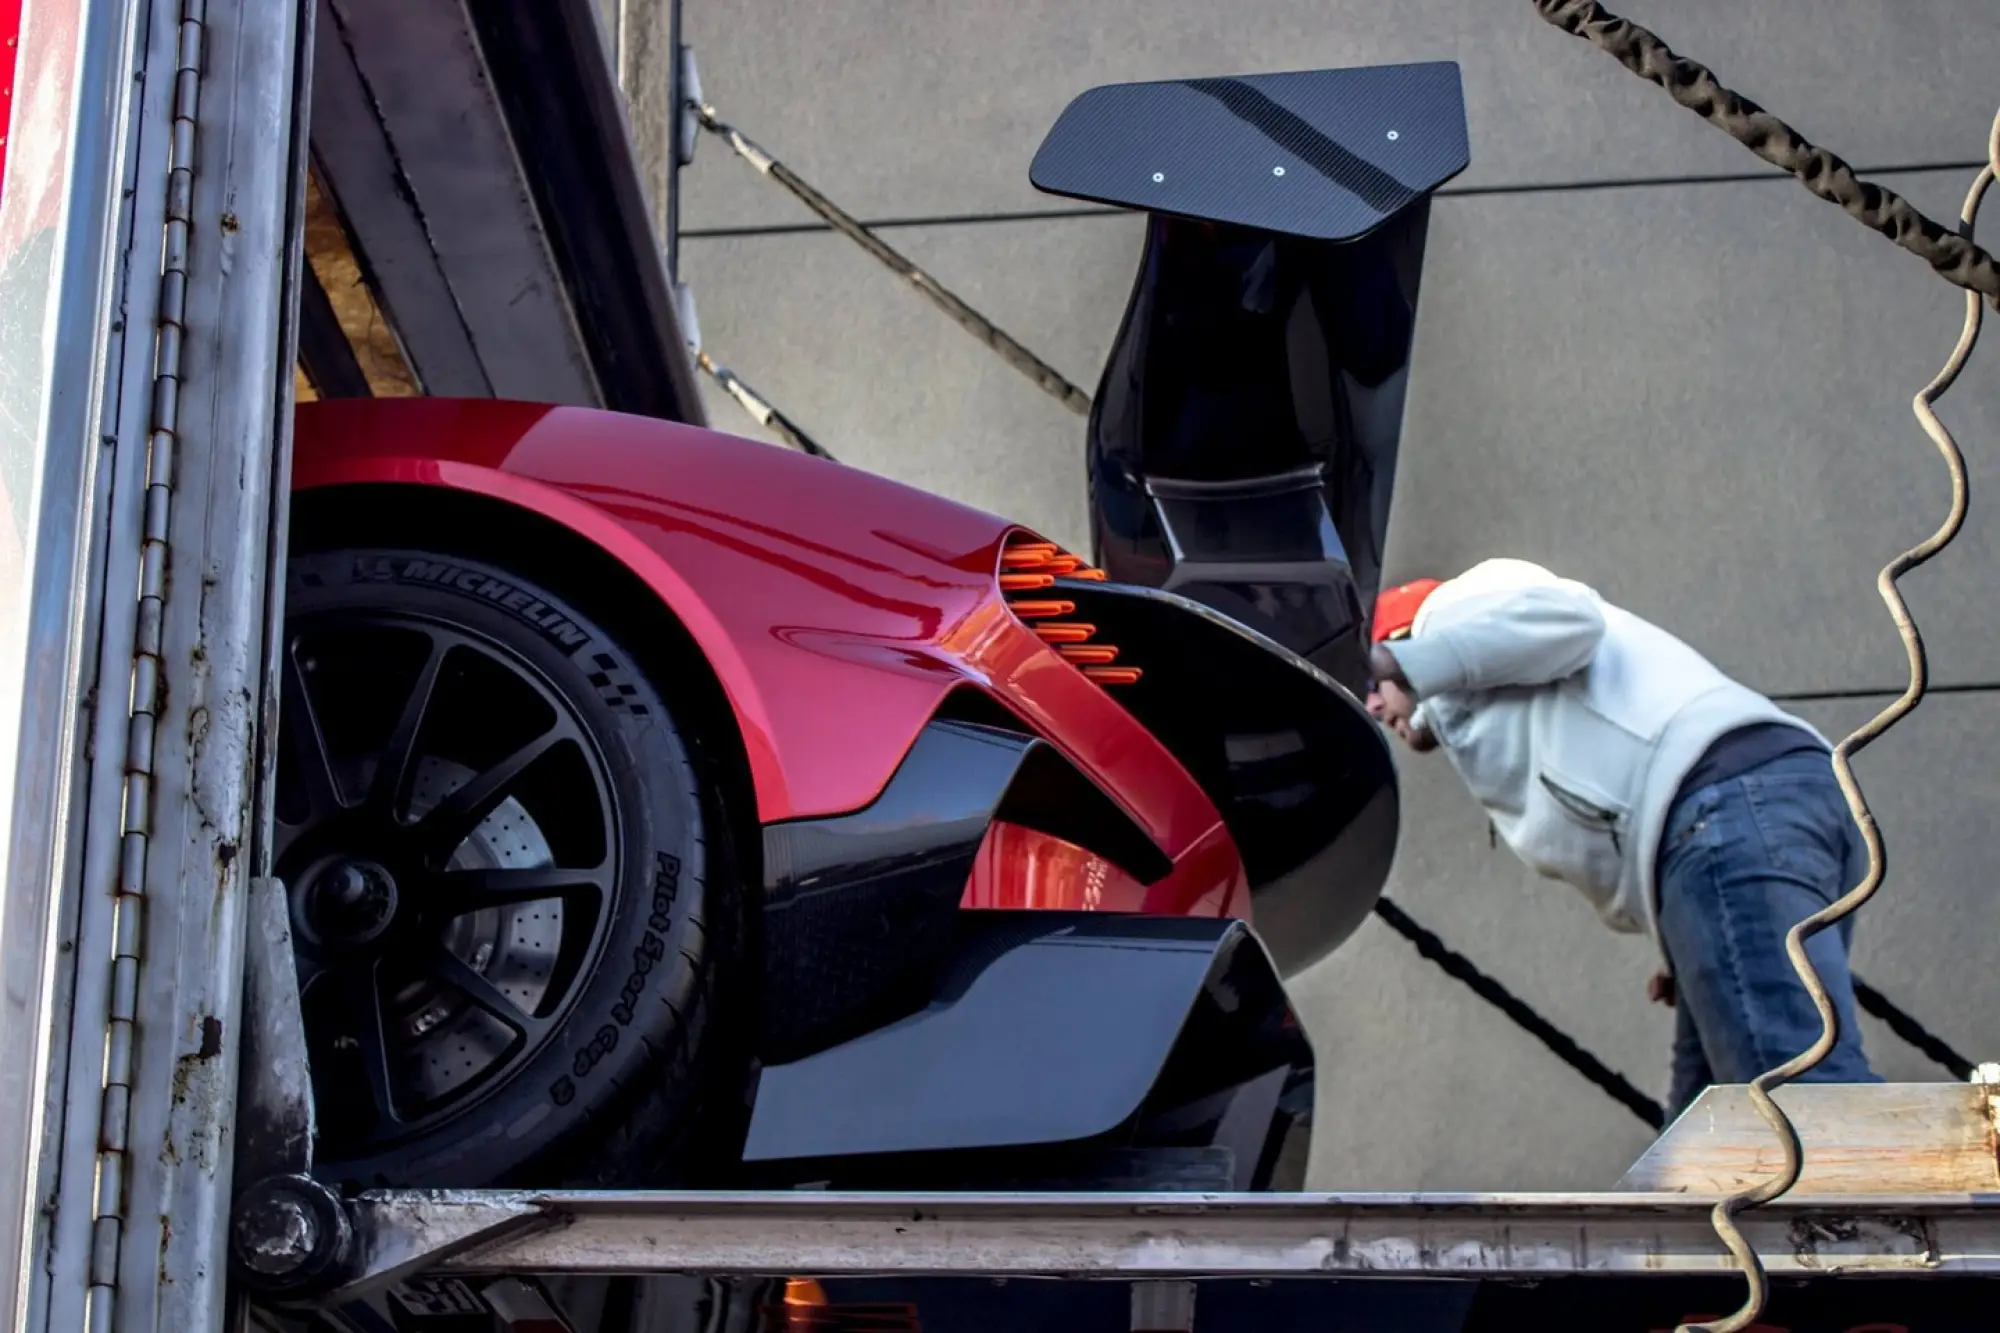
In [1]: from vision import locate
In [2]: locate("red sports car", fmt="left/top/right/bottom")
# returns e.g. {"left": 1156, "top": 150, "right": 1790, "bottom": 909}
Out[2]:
{"left": 281, "top": 397, "right": 1397, "bottom": 1194}
{"left": 273, "top": 50, "right": 1474, "bottom": 1197}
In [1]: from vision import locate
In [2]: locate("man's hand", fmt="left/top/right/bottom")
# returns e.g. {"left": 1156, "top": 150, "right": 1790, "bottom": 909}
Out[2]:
{"left": 1647, "top": 971, "right": 1676, "bottom": 1007}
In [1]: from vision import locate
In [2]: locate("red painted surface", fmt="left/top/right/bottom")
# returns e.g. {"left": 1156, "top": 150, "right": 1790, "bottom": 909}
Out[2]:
{"left": 292, "top": 399, "right": 1246, "bottom": 919}
{"left": 963, "top": 822, "right": 1150, "bottom": 912}
{"left": 0, "top": 0, "right": 21, "bottom": 204}
{"left": 0, "top": 0, "right": 76, "bottom": 262}
{"left": 0, "top": 0, "right": 80, "bottom": 652}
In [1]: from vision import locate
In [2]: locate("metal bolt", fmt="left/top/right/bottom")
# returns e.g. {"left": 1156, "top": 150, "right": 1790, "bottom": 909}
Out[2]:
{"left": 233, "top": 1175, "right": 355, "bottom": 1296}
{"left": 1387, "top": 129, "right": 1401, "bottom": 141}
{"left": 1151, "top": 171, "right": 1165, "bottom": 183}
{"left": 234, "top": 1194, "right": 319, "bottom": 1276}
{"left": 1272, "top": 166, "right": 1286, "bottom": 177}
{"left": 321, "top": 862, "right": 374, "bottom": 913}
{"left": 309, "top": 858, "right": 398, "bottom": 942}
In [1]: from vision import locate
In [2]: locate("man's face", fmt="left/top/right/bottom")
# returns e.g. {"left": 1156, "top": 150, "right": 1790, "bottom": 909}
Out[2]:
{"left": 1366, "top": 676, "right": 1437, "bottom": 752}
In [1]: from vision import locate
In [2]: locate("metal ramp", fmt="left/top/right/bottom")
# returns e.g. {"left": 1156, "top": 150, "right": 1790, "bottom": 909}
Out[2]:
{"left": 224, "top": 1082, "right": 2000, "bottom": 1327}
{"left": 243, "top": 1186, "right": 2000, "bottom": 1329}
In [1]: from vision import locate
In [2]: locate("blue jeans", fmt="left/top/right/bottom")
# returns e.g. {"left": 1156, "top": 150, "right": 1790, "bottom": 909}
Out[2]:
{"left": 1656, "top": 749, "right": 1883, "bottom": 1122}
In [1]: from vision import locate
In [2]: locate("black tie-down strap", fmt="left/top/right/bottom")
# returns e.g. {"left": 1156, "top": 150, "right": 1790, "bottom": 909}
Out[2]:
{"left": 1371, "top": 896, "right": 1666, "bottom": 1129}
{"left": 1532, "top": 0, "right": 2000, "bottom": 305}
{"left": 1373, "top": 897, "right": 1977, "bottom": 1131}
{"left": 698, "top": 105, "right": 1095, "bottom": 417}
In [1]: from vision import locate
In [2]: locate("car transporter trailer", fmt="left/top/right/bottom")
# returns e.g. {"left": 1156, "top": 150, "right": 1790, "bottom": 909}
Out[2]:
{"left": 0, "top": 1, "right": 1996, "bottom": 1331}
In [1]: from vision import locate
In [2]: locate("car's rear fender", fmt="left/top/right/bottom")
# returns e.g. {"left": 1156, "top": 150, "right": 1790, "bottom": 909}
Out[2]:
{"left": 293, "top": 399, "right": 1016, "bottom": 825}
{"left": 288, "top": 401, "right": 1237, "bottom": 881}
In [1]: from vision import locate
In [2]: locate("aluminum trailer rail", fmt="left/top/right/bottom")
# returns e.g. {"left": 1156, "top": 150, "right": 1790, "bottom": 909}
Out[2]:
{"left": 346, "top": 1188, "right": 2000, "bottom": 1285}
{"left": 235, "top": 1081, "right": 2000, "bottom": 1329}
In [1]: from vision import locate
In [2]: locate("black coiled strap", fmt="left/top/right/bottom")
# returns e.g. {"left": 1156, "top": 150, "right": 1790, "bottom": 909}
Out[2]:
{"left": 1533, "top": 0, "right": 2000, "bottom": 304}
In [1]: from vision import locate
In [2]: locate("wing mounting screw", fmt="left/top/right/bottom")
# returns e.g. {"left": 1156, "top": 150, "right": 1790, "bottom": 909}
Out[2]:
{"left": 1151, "top": 171, "right": 1165, "bottom": 183}
{"left": 1387, "top": 130, "right": 1401, "bottom": 141}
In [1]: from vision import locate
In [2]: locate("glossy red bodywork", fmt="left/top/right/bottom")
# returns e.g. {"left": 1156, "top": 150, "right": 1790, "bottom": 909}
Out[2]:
{"left": 0, "top": 0, "right": 71, "bottom": 259}
{"left": 0, "top": 0, "right": 79, "bottom": 614}
{"left": 0, "top": 0, "right": 23, "bottom": 211}
{"left": 963, "top": 822, "right": 1153, "bottom": 912}
{"left": 292, "top": 399, "right": 1246, "bottom": 918}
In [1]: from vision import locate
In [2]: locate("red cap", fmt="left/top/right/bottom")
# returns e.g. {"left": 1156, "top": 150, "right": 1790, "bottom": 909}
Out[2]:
{"left": 1371, "top": 578, "right": 1442, "bottom": 644}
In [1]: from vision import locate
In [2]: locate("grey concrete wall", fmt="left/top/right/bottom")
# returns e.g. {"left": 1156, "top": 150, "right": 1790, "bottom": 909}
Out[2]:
{"left": 669, "top": 0, "right": 2000, "bottom": 1190}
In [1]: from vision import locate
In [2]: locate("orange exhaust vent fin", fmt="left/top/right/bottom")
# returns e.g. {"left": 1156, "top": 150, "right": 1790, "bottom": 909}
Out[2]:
{"left": 998, "top": 534, "right": 1136, "bottom": 686}
{"left": 1001, "top": 543, "right": 1060, "bottom": 568}
{"left": 784, "top": 1279, "right": 829, "bottom": 1306}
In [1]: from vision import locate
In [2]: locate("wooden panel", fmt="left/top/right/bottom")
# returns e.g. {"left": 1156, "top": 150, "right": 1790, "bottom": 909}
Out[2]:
{"left": 1616, "top": 1082, "right": 1999, "bottom": 1196}
{"left": 303, "top": 169, "right": 416, "bottom": 398}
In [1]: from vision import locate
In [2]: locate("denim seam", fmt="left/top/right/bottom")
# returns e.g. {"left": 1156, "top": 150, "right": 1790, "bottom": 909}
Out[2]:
{"left": 1740, "top": 781, "right": 1841, "bottom": 1072}
{"left": 1706, "top": 828, "right": 1766, "bottom": 1076}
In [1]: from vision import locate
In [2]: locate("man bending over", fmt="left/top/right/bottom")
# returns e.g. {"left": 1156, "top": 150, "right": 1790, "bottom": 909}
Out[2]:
{"left": 1364, "top": 558, "right": 1880, "bottom": 1119}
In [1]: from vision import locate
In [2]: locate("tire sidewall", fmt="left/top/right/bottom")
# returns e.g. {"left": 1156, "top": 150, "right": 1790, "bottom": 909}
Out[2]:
{"left": 287, "top": 547, "right": 712, "bottom": 1188}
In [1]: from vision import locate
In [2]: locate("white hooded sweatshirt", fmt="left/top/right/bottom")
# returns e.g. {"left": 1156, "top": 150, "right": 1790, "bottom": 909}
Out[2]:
{"left": 1380, "top": 559, "right": 1823, "bottom": 940}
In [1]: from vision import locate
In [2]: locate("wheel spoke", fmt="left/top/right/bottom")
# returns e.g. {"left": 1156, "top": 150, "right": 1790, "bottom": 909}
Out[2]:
{"left": 333, "top": 961, "right": 399, "bottom": 1126}
{"left": 429, "top": 863, "right": 609, "bottom": 916}
{"left": 424, "top": 944, "right": 546, "bottom": 1039}
{"left": 412, "top": 728, "right": 566, "bottom": 858}
{"left": 281, "top": 644, "right": 344, "bottom": 819}
{"left": 369, "top": 633, "right": 451, "bottom": 819}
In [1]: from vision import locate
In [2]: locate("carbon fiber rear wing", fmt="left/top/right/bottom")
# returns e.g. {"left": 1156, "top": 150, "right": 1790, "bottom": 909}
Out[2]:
{"left": 1031, "top": 62, "right": 1468, "bottom": 241}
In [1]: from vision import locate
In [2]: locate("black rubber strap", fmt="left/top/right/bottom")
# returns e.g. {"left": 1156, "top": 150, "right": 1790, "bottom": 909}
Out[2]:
{"left": 1372, "top": 897, "right": 1666, "bottom": 1129}
{"left": 1533, "top": 0, "right": 2000, "bottom": 304}
{"left": 1853, "top": 978, "right": 1975, "bottom": 1081}
{"left": 1376, "top": 897, "right": 1976, "bottom": 1130}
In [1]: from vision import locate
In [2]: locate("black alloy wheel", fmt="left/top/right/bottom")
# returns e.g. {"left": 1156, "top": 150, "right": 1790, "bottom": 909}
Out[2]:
{"left": 278, "top": 546, "right": 742, "bottom": 1189}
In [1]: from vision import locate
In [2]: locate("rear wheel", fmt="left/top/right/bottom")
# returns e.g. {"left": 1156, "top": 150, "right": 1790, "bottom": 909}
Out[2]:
{"left": 277, "top": 545, "right": 744, "bottom": 1189}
